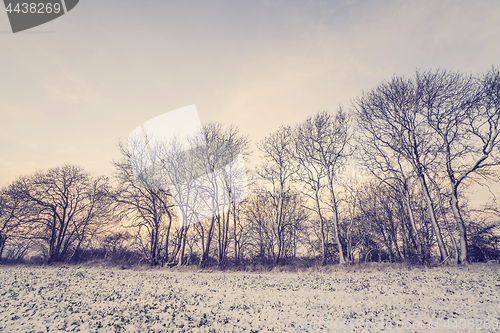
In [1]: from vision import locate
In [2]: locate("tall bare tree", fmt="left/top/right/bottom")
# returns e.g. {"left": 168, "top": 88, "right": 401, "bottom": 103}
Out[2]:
{"left": 257, "top": 126, "right": 299, "bottom": 264}
{"left": 198, "top": 123, "right": 249, "bottom": 266}
{"left": 7, "top": 165, "right": 113, "bottom": 263}
{"left": 113, "top": 141, "right": 175, "bottom": 266}
{"left": 293, "top": 109, "right": 351, "bottom": 264}
{"left": 354, "top": 76, "right": 449, "bottom": 262}
{"left": 419, "top": 67, "right": 500, "bottom": 263}
{"left": 355, "top": 131, "right": 425, "bottom": 262}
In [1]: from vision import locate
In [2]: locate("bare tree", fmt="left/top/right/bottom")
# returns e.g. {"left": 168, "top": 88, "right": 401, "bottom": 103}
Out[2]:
{"left": 354, "top": 76, "right": 449, "bottom": 262}
{"left": 338, "top": 175, "right": 368, "bottom": 263}
{"left": 7, "top": 165, "right": 113, "bottom": 263}
{"left": 293, "top": 109, "right": 351, "bottom": 264}
{"left": 257, "top": 125, "right": 298, "bottom": 264}
{"left": 113, "top": 141, "right": 175, "bottom": 266}
{"left": 355, "top": 134, "right": 425, "bottom": 262}
{"left": 123, "top": 120, "right": 249, "bottom": 267}
{"left": 243, "top": 188, "right": 307, "bottom": 264}
{"left": 0, "top": 195, "right": 7, "bottom": 261}
{"left": 184, "top": 122, "right": 249, "bottom": 267}
{"left": 418, "top": 67, "right": 500, "bottom": 263}
{"left": 0, "top": 190, "right": 32, "bottom": 262}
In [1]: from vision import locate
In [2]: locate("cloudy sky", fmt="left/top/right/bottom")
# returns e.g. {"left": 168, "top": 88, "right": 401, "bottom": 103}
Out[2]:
{"left": 1, "top": 0, "right": 500, "bottom": 193}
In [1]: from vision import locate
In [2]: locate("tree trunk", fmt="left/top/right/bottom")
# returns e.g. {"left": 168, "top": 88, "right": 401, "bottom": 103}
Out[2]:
{"left": 418, "top": 174, "right": 448, "bottom": 262}
{"left": 314, "top": 190, "right": 327, "bottom": 266}
{"left": 176, "top": 226, "right": 189, "bottom": 266}
{"left": 201, "top": 217, "right": 216, "bottom": 267}
{"left": 402, "top": 185, "right": 423, "bottom": 261}
{"left": 151, "top": 222, "right": 159, "bottom": 266}
{"left": 450, "top": 187, "right": 467, "bottom": 264}
{"left": 233, "top": 205, "right": 239, "bottom": 264}
{"left": 430, "top": 174, "right": 459, "bottom": 265}
{"left": 329, "top": 187, "right": 345, "bottom": 264}
{"left": 163, "top": 218, "right": 172, "bottom": 266}
{"left": 0, "top": 233, "right": 7, "bottom": 263}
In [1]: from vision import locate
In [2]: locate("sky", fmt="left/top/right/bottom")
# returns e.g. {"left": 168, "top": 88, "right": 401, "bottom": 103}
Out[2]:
{"left": 1, "top": 0, "right": 500, "bottom": 205}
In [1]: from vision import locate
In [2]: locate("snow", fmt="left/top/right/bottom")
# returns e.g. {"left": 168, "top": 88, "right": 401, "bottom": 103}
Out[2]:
{"left": 0, "top": 264, "right": 499, "bottom": 332}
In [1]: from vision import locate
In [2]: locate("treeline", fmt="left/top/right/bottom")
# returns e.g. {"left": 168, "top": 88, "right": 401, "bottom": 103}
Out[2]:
{"left": 1, "top": 68, "right": 500, "bottom": 267}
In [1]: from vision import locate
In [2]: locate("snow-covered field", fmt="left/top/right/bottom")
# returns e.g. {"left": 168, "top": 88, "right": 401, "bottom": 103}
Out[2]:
{"left": 1, "top": 264, "right": 499, "bottom": 332}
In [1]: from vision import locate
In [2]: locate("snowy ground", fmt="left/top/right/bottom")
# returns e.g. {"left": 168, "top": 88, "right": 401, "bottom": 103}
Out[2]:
{"left": 0, "top": 264, "right": 499, "bottom": 332}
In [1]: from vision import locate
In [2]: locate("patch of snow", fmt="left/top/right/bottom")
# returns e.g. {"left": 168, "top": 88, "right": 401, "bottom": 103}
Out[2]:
{"left": 0, "top": 265, "right": 499, "bottom": 332}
